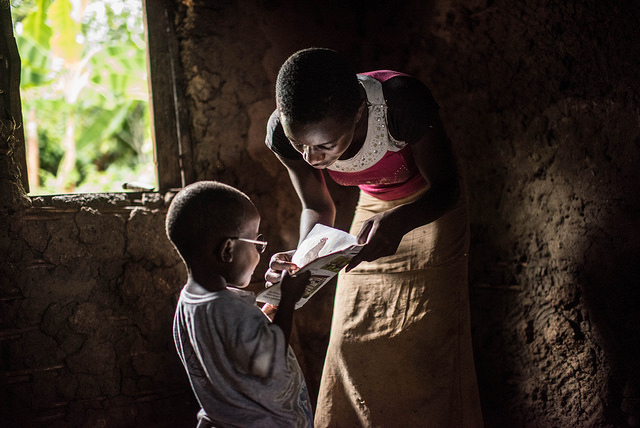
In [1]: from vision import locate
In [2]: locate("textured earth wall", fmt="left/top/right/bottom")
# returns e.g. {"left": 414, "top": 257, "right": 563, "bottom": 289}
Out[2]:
{"left": 416, "top": 2, "right": 640, "bottom": 426}
{"left": 1, "top": 0, "right": 639, "bottom": 427}
{"left": 0, "top": 192, "right": 199, "bottom": 426}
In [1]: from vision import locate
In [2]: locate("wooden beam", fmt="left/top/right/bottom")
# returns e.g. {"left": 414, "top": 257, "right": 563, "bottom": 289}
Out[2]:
{"left": 142, "top": 0, "right": 194, "bottom": 191}
{"left": 0, "top": 0, "right": 29, "bottom": 192}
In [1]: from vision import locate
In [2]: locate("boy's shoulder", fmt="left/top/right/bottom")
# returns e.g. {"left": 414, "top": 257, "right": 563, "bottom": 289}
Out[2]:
{"left": 177, "top": 286, "right": 265, "bottom": 326}
{"left": 175, "top": 286, "right": 272, "bottom": 347}
{"left": 179, "top": 285, "right": 256, "bottom": 307}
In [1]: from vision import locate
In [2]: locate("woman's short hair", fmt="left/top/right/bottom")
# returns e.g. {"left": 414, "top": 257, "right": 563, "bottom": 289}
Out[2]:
{"left": 165, "top": 181, "right": 255, "bottom": 263}
{"left": 276, "top": 47, "right": 361, "bottom": 124}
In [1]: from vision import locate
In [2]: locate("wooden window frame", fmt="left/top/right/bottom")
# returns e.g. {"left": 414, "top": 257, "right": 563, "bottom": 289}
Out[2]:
{"left": 1, "top": 0, "right": 28, "bottom": 191}
{"left": 143, "top": 0, "right": 194, "bottom": 191}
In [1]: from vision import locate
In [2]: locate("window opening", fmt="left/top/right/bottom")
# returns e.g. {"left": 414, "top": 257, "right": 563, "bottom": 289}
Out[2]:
{"left": 11, "top": 0, "right": 155, "bottom": 195}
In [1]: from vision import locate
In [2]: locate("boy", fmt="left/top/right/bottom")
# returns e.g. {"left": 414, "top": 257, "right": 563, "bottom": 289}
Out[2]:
{"left": 166, "top": 181, "right": 313, "bottom": 428}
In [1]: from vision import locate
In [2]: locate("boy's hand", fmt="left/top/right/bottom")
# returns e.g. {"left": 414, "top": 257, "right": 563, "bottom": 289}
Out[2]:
{"left": 261, "top": 303, "right": 278, "bottom": 321}
{"left": 279, "top": 270, "right": 311, "bottom": 304}
{"left": 272, "top": 270, "right": 310, "bottom": 350}
{"left": 265, "top": 250, "right": 298, "bottom": 287}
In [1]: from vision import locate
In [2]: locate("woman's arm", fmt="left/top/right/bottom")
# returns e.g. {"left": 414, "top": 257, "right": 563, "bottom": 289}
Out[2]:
{"left": 276, "top": 154, "right": 336, "bottom": 244}
{"left": 347, "top": 118, "right": 460, "bottom": 270}
{"left": 264, "top": 155, "right": 336, "bottom": 286}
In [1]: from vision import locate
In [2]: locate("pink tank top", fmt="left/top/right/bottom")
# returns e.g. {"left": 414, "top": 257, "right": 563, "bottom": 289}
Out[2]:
{"left": 326, "top": 71, "right": 429, "bottom": 201}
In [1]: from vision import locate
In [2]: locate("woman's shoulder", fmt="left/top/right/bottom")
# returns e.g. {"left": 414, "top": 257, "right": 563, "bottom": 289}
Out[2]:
{"left": 382, "top": 75, "right": 438, "bottom": 109}
{"left": 365, "top": 71, "right": 440, "bottom": 144}
{"left": 360, "top": 70, "right": 438, "bottom": 115}
{"left": 361, "top": 70, "right": 431, "bottom": 91}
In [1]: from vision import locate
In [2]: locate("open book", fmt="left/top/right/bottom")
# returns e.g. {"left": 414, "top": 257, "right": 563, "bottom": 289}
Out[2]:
{"left": 256, "top": 224, "right": 364, "bottom": 309}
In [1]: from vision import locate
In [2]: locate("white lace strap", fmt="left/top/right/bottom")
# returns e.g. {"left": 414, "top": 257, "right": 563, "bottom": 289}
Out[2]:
{"left": 357, "top": 74, "right": 385, "bottom": 105}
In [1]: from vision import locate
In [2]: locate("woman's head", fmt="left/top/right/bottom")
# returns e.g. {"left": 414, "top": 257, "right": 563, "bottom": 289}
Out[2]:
{"left": 276, "top": 48, "right": 365, "bottom": 168}
{"left": 276, "top": 47, "right": 361, "bottom": 124}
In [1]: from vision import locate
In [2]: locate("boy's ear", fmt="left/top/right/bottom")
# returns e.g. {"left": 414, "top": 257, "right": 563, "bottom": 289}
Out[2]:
{"left": 219, "top": 238, "right": 234, "bottom": 263}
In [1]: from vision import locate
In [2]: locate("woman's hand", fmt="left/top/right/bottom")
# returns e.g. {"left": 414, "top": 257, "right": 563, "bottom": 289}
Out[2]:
{"left": 264, "top": 249, "right": 299, "bottom": 287}
{"left": 346, "top": 210, "right": 407, "bottom": 272}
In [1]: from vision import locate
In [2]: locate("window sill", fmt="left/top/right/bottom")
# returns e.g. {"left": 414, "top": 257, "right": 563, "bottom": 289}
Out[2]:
{"left": 23, "top": 191, "right": 178, "bottom": 219}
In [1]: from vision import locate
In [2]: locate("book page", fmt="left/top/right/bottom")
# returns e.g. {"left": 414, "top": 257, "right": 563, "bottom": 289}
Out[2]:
{"left": 291, "top": 224, "right": 359, "bottom": 267}
{"left": 256, "top": 224, "right": 362, "bottom": 309}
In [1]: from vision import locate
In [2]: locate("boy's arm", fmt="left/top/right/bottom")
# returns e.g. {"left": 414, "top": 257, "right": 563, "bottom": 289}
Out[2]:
{"left": 272, "top": 270, "right": 310, "bottom": 352}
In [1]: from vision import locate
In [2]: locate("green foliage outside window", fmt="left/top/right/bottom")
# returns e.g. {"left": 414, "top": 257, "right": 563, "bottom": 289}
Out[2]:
{"left": 11, "top": 0, "right": 154, "bottom": 194}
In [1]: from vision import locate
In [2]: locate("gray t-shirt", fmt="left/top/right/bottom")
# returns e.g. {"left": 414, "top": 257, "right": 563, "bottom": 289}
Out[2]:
{"left": 173, "top": 286, "right": 313, "bottom": 427}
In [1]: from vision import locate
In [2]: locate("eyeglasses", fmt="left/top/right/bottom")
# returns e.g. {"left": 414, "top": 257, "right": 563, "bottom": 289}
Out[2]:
{"left": 232, "top": 234, "right": 268, "bottom": 253}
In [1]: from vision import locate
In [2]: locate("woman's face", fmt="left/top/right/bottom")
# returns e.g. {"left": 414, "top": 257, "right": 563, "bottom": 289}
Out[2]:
{"left": 281, "top": 108, "right": 362, "bottom": 169}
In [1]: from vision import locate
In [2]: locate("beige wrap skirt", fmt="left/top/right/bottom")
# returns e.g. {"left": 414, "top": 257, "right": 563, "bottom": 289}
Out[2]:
{"left": 314, "top": 186, "right": 483, "bottom": 428}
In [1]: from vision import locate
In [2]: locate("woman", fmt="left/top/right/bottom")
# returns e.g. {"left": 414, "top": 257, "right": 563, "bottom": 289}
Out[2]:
{"left": 264, "top": 47, "right": 483, "bottom": 427}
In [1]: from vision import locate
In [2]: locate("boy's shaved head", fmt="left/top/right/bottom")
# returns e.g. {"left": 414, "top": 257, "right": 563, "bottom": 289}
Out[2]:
{"left": 165, "top": 181, "right": 257, "bottom": 264}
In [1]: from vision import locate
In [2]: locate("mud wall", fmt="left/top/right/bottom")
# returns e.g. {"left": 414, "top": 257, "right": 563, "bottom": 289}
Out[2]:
{"left": 0, "top": 191, "right": 198, "bottom": 426}
{"left": 1, "top": 0, "right": 639, "bottom": 427}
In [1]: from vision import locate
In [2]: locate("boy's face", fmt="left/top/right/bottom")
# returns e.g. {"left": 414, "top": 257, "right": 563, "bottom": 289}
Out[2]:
{"left": 226, "top": 212, "right": 262, "bottom": 288}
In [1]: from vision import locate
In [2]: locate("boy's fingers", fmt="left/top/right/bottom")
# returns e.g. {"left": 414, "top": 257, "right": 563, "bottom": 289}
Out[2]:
{"left": 277, "top": 251, "right": 295, "bottom": 262}
{"left": 264, "top": 263, "right": 300, "bottom": 285}
{"left": 270, "top": 260, "right": 298, "bottom": 272}
{"left": 288, "top": 264, "right": 301, "bottom": 275}
{"left": 265, "top": 269, "right": 285, "bottom": 285}
{"left": 262, "top": 303, "right": 277, "bottom": 312}
{"left": 261, "top": 303, "right": 277, "bottom": 321}
{"left": 270, "top": 250, "right": 295, "bottom": 264}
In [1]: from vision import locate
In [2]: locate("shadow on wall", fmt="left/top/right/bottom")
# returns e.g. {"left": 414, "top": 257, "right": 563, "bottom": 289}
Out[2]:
{"left": 579, "top": 204, "right": 640, "bottom": 426}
